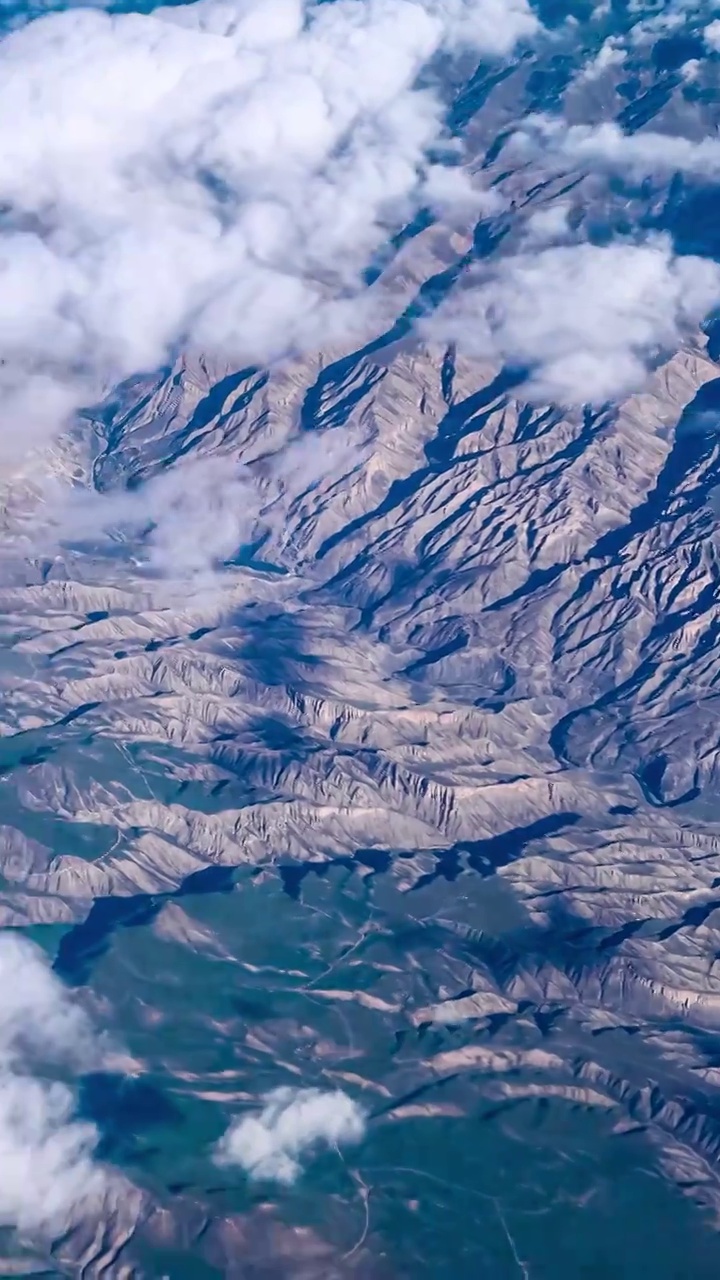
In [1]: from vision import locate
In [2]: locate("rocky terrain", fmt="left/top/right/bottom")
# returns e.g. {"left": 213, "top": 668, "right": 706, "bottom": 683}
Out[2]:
{"left": 4, "top": 0, "right": 720, "bottom": 1274}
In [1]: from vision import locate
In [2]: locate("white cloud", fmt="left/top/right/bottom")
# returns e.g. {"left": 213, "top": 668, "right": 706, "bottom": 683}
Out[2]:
{"left": 0, "top": 0, "right": 536, "bottom": 466}
{"left": 524, "top": 201, "right": 571, "bottom": 243}
{"left": 44, "top": 410, "right": 365, "bottom": 587}
{"left": 0, "top": 1073, "right": 107, "bottom": 1237}
{"left": 423, "top": 0, "right": 538, "bottom": 53}
{"left": 515, "top": 115, "right": 720, "bottom": 180}
{"left": 215, "top": 1087, "right": 367, "bottom": 1184}
{"left": 680, "top": 57, "right": 701, "bottom": 81}
{"left": 62, "top": 453, "right": 260, "bottom": 582}
{"left": 0, "top": 933, "right": 112, "bottom": 1238}
{"left": 424, "top": 235, "right": 720, "bottom": 405}
{"left": 0, "top": 931, "right": 96, "bottom": 1069}
{"left": 422, "top": 162, "right": 504, "bottom": 219}
{"left": 576, "top": 35, "right": 626, "bottom": 81}
{"left": 705, "top": 17, "right": 720, "bottom": 50}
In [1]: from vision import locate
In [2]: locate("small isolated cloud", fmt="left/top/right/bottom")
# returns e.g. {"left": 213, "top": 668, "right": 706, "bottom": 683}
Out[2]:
{"left": 576, "top": 35, "right": 626, "bottom": 82}
{"left": 422, "top": 162, "right": 504, "bottom": 219}
{"left": 215, "top": 1087, "right": 367, "bottom": 1184}
{"left": 424, "top": 235, "right": 720, "bottom": 404}
{"left": 680, "top": 57, "right": 701, "bottom": 81}
{"left": 523, "top": 201, "right": 571, "bottom": 243}
{"left": 0, "top": 933, "right": 112, "bottom": 1238}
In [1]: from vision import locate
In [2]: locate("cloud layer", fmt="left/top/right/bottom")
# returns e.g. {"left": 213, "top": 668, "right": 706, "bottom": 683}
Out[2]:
{"left": 3, "top": 0, "right": 718, "bottom": 571}
{"left": 215, "top": 1086, "right": 367, "bottom": 1183}
{"left": 0, "top": 0, "right": 536, "bottom": 463}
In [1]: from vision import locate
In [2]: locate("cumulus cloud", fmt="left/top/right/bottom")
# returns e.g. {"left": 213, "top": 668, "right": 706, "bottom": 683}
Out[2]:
{"left": 0, "top": 0, "right": 536, "bottom": 468}
{"left": 422, "top": 0, "right": 537, "bottom": 53}
{"left": 576, "top": 35, "right": 626, "bottom": 81}
{"left": 705, "top": 17, "right": 720, "bottom": 51}
{"left": 424, "top": 235, "right": 720, "bottom": 404}
{"left": 422, "top": 162, "right": 504, "bottom": 219}
{"left": 0, "top": 932, "right": 111, "bottom": 1238}
{"left": 0, "top": 932, "right": 96, "bottom": 1066}
{"left": 0, "top": 1074, "right": 107, "bottom": 1237}
{"left": 680, "top": 58, "right": 701, "bottom": 82}
{"left": 215, "top": 1087, "right": 367, "bottom": 1184}
{"left": 523, "top": 200, "right": 571, "bottom": 243}
{"left": 515, "top": 115, "right": 720, "bottom": 180}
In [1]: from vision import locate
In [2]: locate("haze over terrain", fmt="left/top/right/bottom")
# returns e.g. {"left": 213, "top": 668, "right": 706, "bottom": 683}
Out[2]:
{"left": 4, "top": 0, "right": 720, "bottom": 1273}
